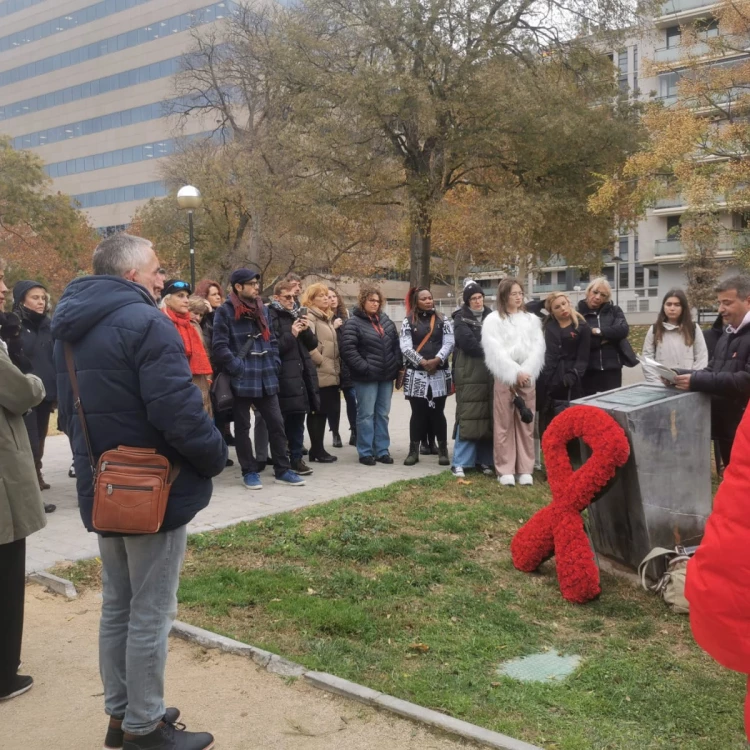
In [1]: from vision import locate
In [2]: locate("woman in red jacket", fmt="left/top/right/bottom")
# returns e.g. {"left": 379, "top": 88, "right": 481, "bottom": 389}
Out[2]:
{"left": 687, "top": 406, "right": 750, "bottom": 739}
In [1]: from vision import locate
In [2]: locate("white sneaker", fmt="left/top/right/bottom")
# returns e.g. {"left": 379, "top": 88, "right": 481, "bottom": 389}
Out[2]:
{"left": 451, "top": 466, "right": 465, "bottom": 478}
{"left": 518, "top": 474, "right": 534, "bottom": 486}
{"left": 498, "top": 474, "right": 515, "bottom": 486}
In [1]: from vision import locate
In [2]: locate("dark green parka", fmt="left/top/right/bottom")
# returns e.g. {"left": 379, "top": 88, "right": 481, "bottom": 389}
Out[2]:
{"left": 452, "top": 304, "right": 493, "bottom": 441}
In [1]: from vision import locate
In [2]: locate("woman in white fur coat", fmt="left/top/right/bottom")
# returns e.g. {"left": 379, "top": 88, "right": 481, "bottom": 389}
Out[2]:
{"left": 482, "top": 277, "right": 545, "bottom": 486}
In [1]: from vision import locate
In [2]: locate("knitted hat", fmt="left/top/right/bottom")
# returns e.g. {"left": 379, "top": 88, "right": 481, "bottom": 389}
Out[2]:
{"left": 463, "top": 282, "right": 484, "bottom": 305}
{"left": 162, "top": 279, "right": 192, "bottom": 298}
{"left": 229, "top": 268, "right": 260, "bottom": 288}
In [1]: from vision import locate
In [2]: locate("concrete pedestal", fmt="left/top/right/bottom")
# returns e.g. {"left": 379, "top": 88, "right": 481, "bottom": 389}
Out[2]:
{"left": 573, "top": 384, "right": 712, "bottom": 571}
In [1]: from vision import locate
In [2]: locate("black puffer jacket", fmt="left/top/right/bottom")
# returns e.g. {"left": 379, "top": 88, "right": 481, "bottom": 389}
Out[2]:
{"left": 452, "top": 305, "right": 493, "bottom": 441}
{"left": 577, "top": 300, "right": 629, "bottom": 373}
{"left": 703, "top": 314, "right": 725, "bottom": 361}
{"left": 15, "top": 306, "right": 56, "bottom": 402}
{"left": 267, "top": 304, "right": 320, "bottom": 415}
{"left": 340, "top": 307, "right": 400, "bottom": 383}
{"left": 688, "top": 323, "right": 750, "bottom": 440}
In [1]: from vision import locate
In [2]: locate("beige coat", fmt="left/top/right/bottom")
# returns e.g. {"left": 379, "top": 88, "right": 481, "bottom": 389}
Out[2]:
{"left": 307, "top": 307, "right": 340, "bottom": 388}
{"left": 642, "top": 322, "right": 709, "bottom": 384}
{"left": 0, "top": 344, "right": 47, "bottom": 544}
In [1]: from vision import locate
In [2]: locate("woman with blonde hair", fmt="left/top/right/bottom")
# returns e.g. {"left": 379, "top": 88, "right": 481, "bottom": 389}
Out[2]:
{"left": 302, "top": 282, "right": 341, "bottom": 462}
{"left": 538, "top": 292, "right": 591, "bottom": 435}
{"left": 160, "top": 280, "right": 214, "bottom": 416}
{"left": 482, "top": 277, "right": 545, "bottom": 486}
{"left": 576, "top": 277, "right": 630, "bottom": 396}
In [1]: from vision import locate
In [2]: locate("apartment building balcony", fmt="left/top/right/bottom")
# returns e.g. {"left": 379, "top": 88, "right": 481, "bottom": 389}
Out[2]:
{"left": 538, "top": 254, "right": 567, "bottom": 268}
{"left": 532, "top": 283, "right": 567, "bottom": 294}
{"left": 655, "top": 0, "right": 720, "bottom": 28}
{"left": 654, "top": 235, "right": 746, "bottom": 259}
{"left": 653, "top": 39, "right": 750, "bottom": 68}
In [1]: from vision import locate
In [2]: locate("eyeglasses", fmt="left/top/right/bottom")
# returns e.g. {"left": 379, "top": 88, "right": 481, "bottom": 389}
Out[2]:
{"left": 278, "top": 294, "right": 294, "bottom": 300}
{"left": 245, "top": 280, "right": 260, "bottom": 287}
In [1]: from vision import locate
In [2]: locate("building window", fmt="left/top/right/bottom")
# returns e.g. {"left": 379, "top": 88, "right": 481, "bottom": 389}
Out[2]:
{"left": 72, "top": 181, "right": 168, "bottom": 209}
{"left": 666, "top": 26, "right": 681, "bottom": 49}
{"left": 603, "top": 267, "right": 615, "bottom": 284}
{"left": 634, "top": 236, "right": 639, "bottom": 261}
{"left": 618, "top": 49, "right": 628, "bottom": 94}
{"left": 619, "top": 265, "right": 629, "bottom": 289}
{"left": 538, "top": 271, "right": 552, "bottom": 285}
{"left": 0, "top": 2, "right": 236, "bottom": 88}
{"left": 667, "top": 215, "right": 682, "bottom": 239}
{"left": 0, "top": 56, "right": 184, "bottom": 122}
{"left": 632, "top": 45, "right": 639, "bottom": 94}
{"left": 0, "top": 0, "right": 46, "bottom": 18}
{"left": 0, "top": 0, "right": 156, "bottom": 55}
{"left": 659, "top": 72, "right": 680, "bottom": 100}
{"left": 618, "top": 236, "right": 629, "bottom": 262}
{"left": 649, "top": 266, "right": 659, "bottom": 287}
{"left": 634, "top": 264, "right": 644, "bottom": 288}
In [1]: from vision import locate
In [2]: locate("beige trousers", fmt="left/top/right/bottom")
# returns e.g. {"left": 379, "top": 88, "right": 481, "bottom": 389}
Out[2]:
{"left": 492, "top": 380, "right": 536, "bottom": 476}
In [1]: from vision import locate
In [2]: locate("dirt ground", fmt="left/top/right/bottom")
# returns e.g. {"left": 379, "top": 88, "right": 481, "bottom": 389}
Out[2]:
{"left": 2, "top": 585, "right": 470, "bottom": 750}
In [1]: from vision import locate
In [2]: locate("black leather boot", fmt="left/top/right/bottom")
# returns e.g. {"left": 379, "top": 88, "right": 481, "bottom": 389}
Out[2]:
{"left": 437, "top": 441, "right": 450, "bottom": 466}
{"left": 404, "top": 441, "right": 420, "bottom": 466}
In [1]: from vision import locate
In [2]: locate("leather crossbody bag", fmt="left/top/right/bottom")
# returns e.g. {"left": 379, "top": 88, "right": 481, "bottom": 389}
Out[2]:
{"left": 64, "top": 343, "right": 179, "bottom": 534}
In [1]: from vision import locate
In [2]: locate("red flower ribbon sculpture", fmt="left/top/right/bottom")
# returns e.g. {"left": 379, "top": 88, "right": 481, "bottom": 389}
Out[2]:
{"left": 511, "top": 405, "right": 630, "bottom": 604}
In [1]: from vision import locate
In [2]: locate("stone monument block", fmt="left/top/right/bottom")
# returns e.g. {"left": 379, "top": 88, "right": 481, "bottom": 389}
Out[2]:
{"left": 573, "top": 384, "right": 712, "bottom": 570}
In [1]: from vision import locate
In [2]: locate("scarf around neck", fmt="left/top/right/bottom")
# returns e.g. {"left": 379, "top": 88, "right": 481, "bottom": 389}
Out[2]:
{"left": 164, "top": 307, "right": 213, "bottom": 376}
{"left": 229, "top": 291, "right": 270, "bottom": 341}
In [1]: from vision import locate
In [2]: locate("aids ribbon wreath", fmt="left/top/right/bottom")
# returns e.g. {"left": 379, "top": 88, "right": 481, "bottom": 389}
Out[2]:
{"left": 510, "top": 405, "right": 630, "bottom": 604}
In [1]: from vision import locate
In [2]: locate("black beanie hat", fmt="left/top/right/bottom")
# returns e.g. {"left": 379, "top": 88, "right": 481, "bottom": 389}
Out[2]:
{"left": 162, "top": 279, "right": 192, "bottom": 298}
{"left": 463, "top": 282, "right": 484, "bottom": 306}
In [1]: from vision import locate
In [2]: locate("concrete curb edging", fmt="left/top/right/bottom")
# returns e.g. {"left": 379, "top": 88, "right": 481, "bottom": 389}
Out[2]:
{"left": 170, "top": 619, "right": 543, "bottom": 750}
{"left": 28, "top": 571, "right": 78, "bottom": 599}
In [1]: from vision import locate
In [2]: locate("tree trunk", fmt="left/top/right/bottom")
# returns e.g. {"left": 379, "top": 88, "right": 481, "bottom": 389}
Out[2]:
{"left": 409, "top": 222, "right": 431, "bottom": 288}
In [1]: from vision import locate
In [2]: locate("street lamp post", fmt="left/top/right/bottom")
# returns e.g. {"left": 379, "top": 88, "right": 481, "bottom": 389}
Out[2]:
{"left": 611, "top": 254, "right": 623, "bottom": 308}
{"left": 177, "top": 185, "right": 202, "bottom": 289}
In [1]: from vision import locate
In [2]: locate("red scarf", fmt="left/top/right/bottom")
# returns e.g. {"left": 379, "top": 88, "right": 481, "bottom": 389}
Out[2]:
{"left": 369, "top": 313, "right": 385, "bottom": 338}
{"left": 229, "top": 291, "right": 270, "bottom": 341}
{"left": 164, "top": 307, "right": 213, "bottom": 375}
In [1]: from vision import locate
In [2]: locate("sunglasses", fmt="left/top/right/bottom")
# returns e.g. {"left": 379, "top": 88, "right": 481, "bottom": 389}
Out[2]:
{"left": 171, "top": 281, "right": 190, "bottom": 290}
{"left": 278, "top": 294, "right": 295, "bottom": 300}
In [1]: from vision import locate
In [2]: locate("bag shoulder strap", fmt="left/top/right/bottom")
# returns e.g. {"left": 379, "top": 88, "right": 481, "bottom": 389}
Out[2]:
{"left": 638, "top": 547, "right": 677, "bottom": 591}
{"left": 238, "top": 334, "right": 255, "bottom": 359}
{"left": 64, "top": 343, "right": 97, "bottom": 478}
{"left": 415, "top": 315, "right": 436, "bottom": 354}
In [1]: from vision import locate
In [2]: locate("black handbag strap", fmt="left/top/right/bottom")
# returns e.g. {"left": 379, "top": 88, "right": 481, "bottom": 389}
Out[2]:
{"left": 64, "top": 342, "right": 97, "bottom": 479}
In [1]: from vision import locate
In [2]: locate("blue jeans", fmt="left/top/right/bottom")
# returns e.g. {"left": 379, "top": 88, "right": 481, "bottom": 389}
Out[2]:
{"left": 284, "top": 411, "right": 306, "bottom": 462}
{"left": 98, "top": 525, "right": 188, "bottom": 735}
{"left": 452, "top": 426, "right": 493, "bottom": 469}
{"left": 353, "top": 380, "right": 393, "bottom": 457}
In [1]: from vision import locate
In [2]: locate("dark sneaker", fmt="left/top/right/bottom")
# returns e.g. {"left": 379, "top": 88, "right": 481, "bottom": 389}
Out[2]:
{"left": 105, "top": 708, "right": 181, "bottom": 750}
{"left": 68, "top": 462, "right": 76, "bottom": 478}
{"left": 225, "top": 458, "right": 234, "bottom": 467}
{"left": 123, "top": 720, "right": 214, "bottom": 750}
{"left": 0, "top": 674, "right": 33, "bottom": 701}
{"left": 376, "top": 453, "right": 394, "bottom": 464}
{"left": 44, "top": 503, "right": 56, "bottom": 513}
{"left": 291, "top": 459, "right": 313, "bottom": 476}
{"left": 359, "top": 456, "right": 376, "bottom": 466}
{"left": 348, "top": 431, "right": 356, "bottom": 446}
{"left": 332, "top": 432, "right": 343, "bottom": 448}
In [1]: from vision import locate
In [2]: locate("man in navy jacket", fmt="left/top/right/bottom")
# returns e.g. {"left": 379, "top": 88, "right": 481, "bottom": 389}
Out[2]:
{"left": 212, "top": 268, "right": 304, "bottom": 490}
{"left": 53, "top": 233, "right": 225, "bottom": 750}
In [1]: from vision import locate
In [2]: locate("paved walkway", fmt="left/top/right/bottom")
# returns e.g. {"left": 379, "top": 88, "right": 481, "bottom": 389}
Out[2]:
{"left": 28, "top": 397, "right": 456, "bottom": 573}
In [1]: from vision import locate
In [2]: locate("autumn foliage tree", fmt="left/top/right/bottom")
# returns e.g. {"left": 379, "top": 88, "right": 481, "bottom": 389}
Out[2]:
{"left": 168, "top": 0, "right": 643, "bottom": 287}
{"left": 0, "top": 135, "right": 96, "bottom": 302}
{"left": 590, "top": 0, "right": 750, "bottom": 307}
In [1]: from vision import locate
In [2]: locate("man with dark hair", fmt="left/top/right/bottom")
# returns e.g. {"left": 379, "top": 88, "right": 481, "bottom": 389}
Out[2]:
{"left": 212, "top": 268, "right": 305, "bottom": 489}
{"left": 53, "top": 233, "right": 227, "bottom": 750}
{"left": 674, "top": 275, "right": 750, "bottom": 466}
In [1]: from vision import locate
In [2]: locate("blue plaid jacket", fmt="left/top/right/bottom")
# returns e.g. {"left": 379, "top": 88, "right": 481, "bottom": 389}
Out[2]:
{"left": 212, "top": 300, "right": 281, "bottom": 398}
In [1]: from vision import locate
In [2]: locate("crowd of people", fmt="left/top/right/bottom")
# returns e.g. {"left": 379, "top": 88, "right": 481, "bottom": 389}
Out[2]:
{"left": 3, "top": 231, "right": 750, "bottom": 750}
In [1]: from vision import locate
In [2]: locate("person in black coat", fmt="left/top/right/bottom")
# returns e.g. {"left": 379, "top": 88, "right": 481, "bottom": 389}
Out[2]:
{"left": 673, "top": 276, "right": 750, "bottom": 467}
{"left": 340, "top": 284, "right": 401, "bottom": 465}
{"left": 13, "top": 280, "right": 57, "bottom": 501}
{"left": 328, "top": 287, "right": 357, "bottom": 447}
{"left": 267, "top": 280, "right": 320, "bottom": 476}
{"left": 703, "top": 313, "right": 725, "bottom": 361}
{"left": 577, "top": 277, "right": 629, "bottom": 396}
{"left": 538, "top": 292, "right": 591, "bottom": 435}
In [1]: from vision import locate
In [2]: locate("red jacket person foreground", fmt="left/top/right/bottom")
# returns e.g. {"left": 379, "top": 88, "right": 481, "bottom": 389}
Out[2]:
{"left": 686, "top": 404, "right": 750, "bottom": 739}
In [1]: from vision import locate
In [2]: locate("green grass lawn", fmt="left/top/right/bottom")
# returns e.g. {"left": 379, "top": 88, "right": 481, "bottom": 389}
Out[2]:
{"left": 60, "top": 472, "right": 744, "bottom": 750}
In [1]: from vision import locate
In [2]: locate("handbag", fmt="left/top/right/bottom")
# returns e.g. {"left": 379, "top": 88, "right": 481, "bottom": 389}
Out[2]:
{"left": 398, "top": 314, "right": 437, "bottom": 388}
{"left": 64, "top": 344, "right": 179, "bottom": 535}
{"left": 617, "top": 338, "right": 639, "bottom": 368}
{"left": 210, "top": 336, "right": 255, "bottom": 413}
{"left": 638, "top": 545, "right": 696, "bottom": 614}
